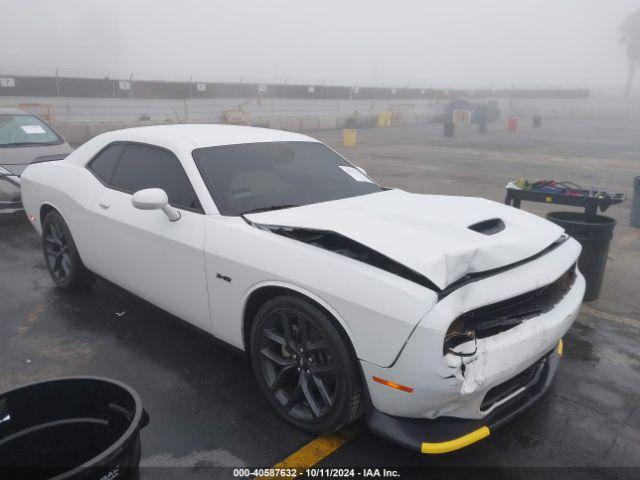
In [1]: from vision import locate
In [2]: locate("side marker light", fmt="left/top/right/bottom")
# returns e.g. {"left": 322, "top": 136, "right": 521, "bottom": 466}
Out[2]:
{"left": 372, "top": 376, "right": 413, "bottom": 393}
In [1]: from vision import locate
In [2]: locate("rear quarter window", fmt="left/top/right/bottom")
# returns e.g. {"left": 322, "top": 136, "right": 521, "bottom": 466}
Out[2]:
{"left": 110, "top": 143, "right": 201, "bottom": 211}
{"left": 88, "top": 143, "right": 125, "bottom": 184}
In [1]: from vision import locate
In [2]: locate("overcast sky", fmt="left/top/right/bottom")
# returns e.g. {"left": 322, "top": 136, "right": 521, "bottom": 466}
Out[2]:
{"left": 1, "top": 0, "right": 638, "bottom": 89}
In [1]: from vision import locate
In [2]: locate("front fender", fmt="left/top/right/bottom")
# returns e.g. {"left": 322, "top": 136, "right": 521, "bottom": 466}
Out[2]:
{"left": 204, "top": 216, "right": 437, "bottom": 367}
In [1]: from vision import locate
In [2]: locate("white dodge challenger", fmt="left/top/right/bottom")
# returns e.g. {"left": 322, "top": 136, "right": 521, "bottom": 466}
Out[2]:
{"left": 20, "top": 125, "right": 585, "bottom": 453}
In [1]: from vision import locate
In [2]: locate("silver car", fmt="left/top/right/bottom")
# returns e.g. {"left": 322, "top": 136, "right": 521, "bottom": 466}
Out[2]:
{"left": 0, "top": 108, "right": 72, "bottom": 215}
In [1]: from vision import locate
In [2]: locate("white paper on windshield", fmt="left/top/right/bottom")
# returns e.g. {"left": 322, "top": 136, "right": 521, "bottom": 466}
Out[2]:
{"left": 339, "top": 166, "right": 373, "bottom": 183}
{"left": 21, "top": 125, "right": 46, "bottom": 134}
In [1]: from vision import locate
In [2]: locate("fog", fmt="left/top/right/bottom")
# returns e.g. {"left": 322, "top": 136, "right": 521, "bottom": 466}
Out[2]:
{"left": 1, "top": 0, "right": 638, "bottom": 89}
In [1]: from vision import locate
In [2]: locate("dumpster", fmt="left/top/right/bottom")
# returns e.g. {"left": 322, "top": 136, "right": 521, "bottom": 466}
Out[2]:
{"left": 546, "top": 212, "right": 616, "bottom": 301}
{"left": 0, "top": 377, "right": 149, "bottom": 479}
{"left": 631, "top": 176, "right": 640, "bottom": 228}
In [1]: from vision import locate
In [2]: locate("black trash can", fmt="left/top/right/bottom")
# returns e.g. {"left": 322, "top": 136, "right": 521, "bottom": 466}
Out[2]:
{"left": 546, "top": 212, "right": 616, "bottom": 301}
{"left": 344, "top": 117, "right": 357, "bottom": 129}
{"left": 478, "top": 123, "right": 487, "bottom": 134}
{"left": 0, "top": 377, "right": 149, "bottom": 480}
{"left": 444, "top": 122, "right": 455, "bottom": 137}
{"left": 533, "top": 116, "right": 542, "bottom": 128}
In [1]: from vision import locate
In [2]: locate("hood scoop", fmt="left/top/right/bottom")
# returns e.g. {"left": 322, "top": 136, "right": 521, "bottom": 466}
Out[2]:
{"left": 468, "top": 218, "right": 505, "bottom": 236}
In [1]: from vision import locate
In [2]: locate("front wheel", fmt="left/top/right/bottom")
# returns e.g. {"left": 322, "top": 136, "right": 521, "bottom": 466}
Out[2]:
{"left": 250, "top": 295, "right": 362, "bottom": 434}
{"left": 42, "top": 210, "right": 95, "bottom": 291}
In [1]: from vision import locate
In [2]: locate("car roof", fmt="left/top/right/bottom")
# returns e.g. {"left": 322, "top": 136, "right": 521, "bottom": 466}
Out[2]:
{"left": 0, "top": 107, "right": 35, "bottom": 115}
{"left": 100, "top": 124, "right": 319, "bottom": 149}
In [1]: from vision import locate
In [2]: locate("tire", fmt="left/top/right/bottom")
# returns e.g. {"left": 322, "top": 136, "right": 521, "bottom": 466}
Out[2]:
{"left": 42, "top": 210, "right": 95, "bottom": 291}
{"left": 250, "top": 295, "right": 362, "bottom": 434}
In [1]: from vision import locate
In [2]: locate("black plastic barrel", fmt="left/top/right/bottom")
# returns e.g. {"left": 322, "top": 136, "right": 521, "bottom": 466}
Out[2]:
{"left": 444, "top": 122, "right": 455, "bottom": 137}
{"left": 0, "top": 377, "right": 149, "bottom": 480}
{"left": 546, "top": 212, "right": 616, "bottom": 301}
{"left": 344, "top": 117, "right": 357, "bottom": 128}
{"left": 631, "top": 176, "right": 640, "bottom": 228}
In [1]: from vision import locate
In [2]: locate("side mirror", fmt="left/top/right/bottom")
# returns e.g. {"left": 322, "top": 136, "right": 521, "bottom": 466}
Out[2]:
{"left": 356, "top": 166, "right": 368, "bottom": 176}
{"left": 131, "top": 188, "right": 181, "bottom": 222}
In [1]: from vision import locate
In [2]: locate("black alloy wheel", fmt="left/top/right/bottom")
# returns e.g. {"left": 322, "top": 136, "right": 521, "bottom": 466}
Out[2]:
{"left": 41, "top": 211, "right": 95, "bottom": 290}
{"left": 44, "top": 219, "right": 72, "bottom": 283}
{"left": 250, "top": 296, "right": 362, "bottom": 434}
{"left": 259, "top": 308, "right": 337, "bottom": 420}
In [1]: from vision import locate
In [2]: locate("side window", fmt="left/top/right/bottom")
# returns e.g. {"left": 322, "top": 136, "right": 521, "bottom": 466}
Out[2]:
{"left": 88, "top": 143, "right": 125, "bottom": 184}
{"left": 110, "top": 144, "right": 201, "bottom": 211}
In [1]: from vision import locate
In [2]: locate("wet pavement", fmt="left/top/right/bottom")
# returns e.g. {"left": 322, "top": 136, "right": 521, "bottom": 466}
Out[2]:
{"left": 1, "top": 118, "right": 639, "bottom": 478}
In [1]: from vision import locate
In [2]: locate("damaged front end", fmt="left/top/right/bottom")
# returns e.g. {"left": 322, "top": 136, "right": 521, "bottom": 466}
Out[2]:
{"left": 442, "top": 264, "right": 576, "bottom": 396}
{"left": 360, "top": 236, "right": 585, "bottom": 452}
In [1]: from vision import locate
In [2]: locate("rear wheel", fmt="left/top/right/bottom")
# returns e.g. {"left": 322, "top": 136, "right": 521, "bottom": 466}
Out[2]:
{"left": 250, "top": 295, "right": 362, "bottom": 434}
{"left": 42, "top": 211, "right": 95, "bottom": 291}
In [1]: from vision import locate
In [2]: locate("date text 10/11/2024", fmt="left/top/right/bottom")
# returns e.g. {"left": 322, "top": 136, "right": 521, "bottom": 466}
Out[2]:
{"left": 233, "top": 468, "right": 401, "bottom": 478}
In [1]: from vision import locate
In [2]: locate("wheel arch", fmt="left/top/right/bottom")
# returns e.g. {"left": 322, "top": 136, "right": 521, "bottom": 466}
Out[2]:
{"left": 242, "top": 282, "right": 358, "bottom": 361}
{"left": 39, "top": 202, "right": 89, "bottom": 265}
{"left": 39, "top": 201, "right": 71, "bottom": 232}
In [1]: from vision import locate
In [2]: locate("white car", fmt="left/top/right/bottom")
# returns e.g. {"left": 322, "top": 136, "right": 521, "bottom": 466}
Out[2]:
{"left": 20, "top": 125, "right": 585, "bottom": 453}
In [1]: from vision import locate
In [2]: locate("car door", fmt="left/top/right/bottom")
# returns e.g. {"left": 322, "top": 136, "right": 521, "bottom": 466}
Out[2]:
{"left": 85, "top": 142, "right": 212, "bottom": 332}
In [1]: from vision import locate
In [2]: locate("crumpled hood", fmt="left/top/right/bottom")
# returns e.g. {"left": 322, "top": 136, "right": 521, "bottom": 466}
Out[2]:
{"left": 246, "top": 189, "right": 564, "bottom": 290}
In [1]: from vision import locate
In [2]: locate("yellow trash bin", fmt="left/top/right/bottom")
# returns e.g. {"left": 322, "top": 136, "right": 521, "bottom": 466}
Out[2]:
{"left": 387, "top": 111, "right": 394, "bottom": 126}
{"left": 377, "top": 112, "right": 387, "bottom": 128}
{"left": 342, "top": 128, "right": 357, "bottom": 147}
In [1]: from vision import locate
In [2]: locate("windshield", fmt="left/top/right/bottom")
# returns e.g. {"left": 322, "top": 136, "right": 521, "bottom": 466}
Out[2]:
{"left": 0, "top": 114, "right": 62, "bottom": 147}
{"left": 193, "top": 141, "right": 383, "bottom": 216}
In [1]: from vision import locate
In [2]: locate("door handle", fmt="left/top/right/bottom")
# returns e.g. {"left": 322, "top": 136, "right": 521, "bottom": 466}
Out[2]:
{"left": 99, "top": 200, "right": 111, "bottom": 209}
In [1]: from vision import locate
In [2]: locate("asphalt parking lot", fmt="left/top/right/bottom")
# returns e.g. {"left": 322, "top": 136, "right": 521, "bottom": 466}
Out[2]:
{"left": 1, "top": 118, "right": 640, "bottom": 478}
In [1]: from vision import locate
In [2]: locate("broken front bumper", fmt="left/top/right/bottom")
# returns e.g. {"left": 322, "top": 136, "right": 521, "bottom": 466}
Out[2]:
{"left": 360, "top": 237, "right": 584, "bottom": 452}
{"left": 367, "top": 341, "right": 562, "bottom": 453}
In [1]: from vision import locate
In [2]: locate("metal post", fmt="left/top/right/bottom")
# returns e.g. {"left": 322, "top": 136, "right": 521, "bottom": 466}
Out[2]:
{"left": 55, "top": 68, "right": 60, "bottom": 98}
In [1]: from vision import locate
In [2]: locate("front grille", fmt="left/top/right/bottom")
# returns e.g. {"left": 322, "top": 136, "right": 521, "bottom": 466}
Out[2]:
{"left": 480, "top": 350, "right": 550, "bottom": 411}
{"left": 444, "top": 265, "right": 576, "bottom": 353}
